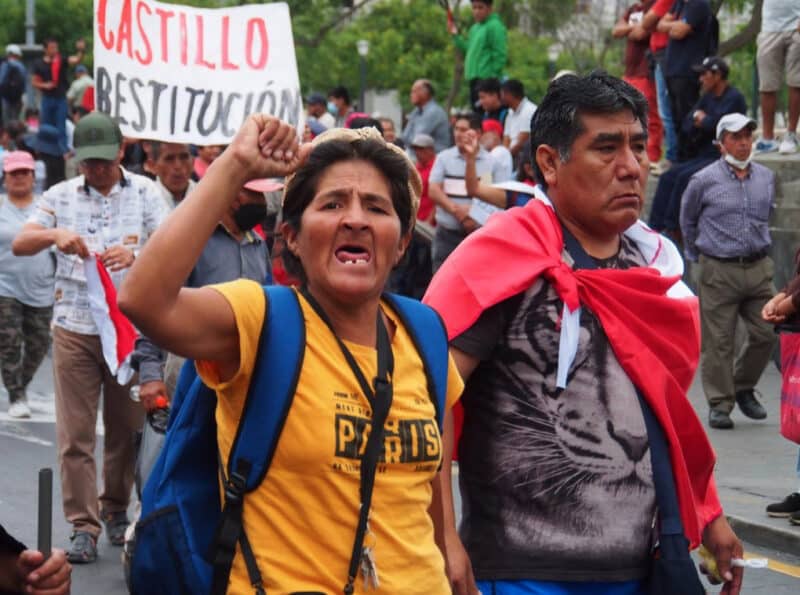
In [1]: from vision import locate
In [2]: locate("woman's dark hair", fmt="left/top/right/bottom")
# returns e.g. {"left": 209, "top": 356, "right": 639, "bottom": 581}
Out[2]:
{"left": 516, "top": 143, "right": 534, "bottom": 183}
{"left": 281, "top": 138, "right": 413, "bottom": 282}
{"left": 529, "top": 71, "right": 648, "bottom": 191}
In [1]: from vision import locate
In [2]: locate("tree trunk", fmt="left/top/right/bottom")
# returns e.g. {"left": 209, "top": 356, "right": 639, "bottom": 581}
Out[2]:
{"left": 445, "top": 0, "right": 466, "bottom": 113}
{"left": 718, "top": 0, "right": 763, "bottom": 57}
{"left": 446, "top": 51, "right": 465, "bottom": 113}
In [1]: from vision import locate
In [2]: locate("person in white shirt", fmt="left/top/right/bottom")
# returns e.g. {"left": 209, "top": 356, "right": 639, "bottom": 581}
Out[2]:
{"left": 148, "top": 141, "right": 196, "bottom": 210}
{"left": 501, "top": 79, "right": 537, "bottom": 160}
{"left": 12, "top": 112, "right": 168, "bottom": 565}
{"left": 481, "top": 119, "right": 513, "bottom": 183}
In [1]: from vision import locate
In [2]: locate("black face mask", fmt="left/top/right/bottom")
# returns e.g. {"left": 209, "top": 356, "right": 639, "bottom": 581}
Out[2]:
{"left": 233, "top": 203, "right": 267, "bottom": 231}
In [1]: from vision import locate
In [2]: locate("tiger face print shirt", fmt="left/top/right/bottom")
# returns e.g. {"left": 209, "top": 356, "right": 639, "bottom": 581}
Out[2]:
{"left": 452, "top": 234, "right": 656, "bottom": 582}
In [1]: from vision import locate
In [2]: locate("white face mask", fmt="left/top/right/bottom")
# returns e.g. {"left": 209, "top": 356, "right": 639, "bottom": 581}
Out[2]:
{"left": 724, "top": 151, "right": 752, "bottom": 170}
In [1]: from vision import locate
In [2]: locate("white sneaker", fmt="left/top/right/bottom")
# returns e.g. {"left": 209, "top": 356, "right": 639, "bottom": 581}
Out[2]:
{"left": 779, "top": 133, "right": 798, "bottom": 154}
{"left": 8, "top": 400, "right": 31, "bottom": 419}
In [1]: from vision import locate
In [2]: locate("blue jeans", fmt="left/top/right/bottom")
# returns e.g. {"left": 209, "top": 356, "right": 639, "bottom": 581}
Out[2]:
{"left": 654, "top": 63, "right": 677, "bottom": 163}
{"left": 476, "top": 580, "right": 645, "bottom": 595}
{"left": 40, "top": 95, "right": 68, "bottom": 149}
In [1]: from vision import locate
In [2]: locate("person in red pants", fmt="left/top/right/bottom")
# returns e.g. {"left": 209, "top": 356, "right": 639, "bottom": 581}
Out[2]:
{"left": 613, "top": 1, "right": 663, "bottom": 165}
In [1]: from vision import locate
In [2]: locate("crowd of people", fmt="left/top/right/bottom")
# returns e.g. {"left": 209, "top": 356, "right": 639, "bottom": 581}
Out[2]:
{"left": 0, "top": 0, "right": 799, "bottom": 593}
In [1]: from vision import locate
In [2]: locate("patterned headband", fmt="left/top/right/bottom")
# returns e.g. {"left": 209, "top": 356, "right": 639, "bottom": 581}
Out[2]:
{"left": 282, "top": 126, "right": 421, "bottom": 226}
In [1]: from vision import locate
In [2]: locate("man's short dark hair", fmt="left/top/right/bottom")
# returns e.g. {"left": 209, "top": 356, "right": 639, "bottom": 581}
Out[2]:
{"left": 473, "top": 0, "right": 493, "bottom": 5}
{"left": 529, "top": 71, "right": 648, "bottom": 191}
{"left": 455, "top": 113, "right": 482, "bottom": 132}
{"left": 149, "top": 141, "right": 189, "bottom": 161}
{"left": 328, "top": 86, "right": 351, "bottom": 105}
{"left": 501, "top": 79, "right": 525, "bottom": 99}
{"left": 477, "top": 78, "right": 501, "bottom": 95}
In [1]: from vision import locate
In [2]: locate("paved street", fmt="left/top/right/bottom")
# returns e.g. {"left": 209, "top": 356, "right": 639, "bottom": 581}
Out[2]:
{"left": 1, "top": 354, "right": 799, "bottom": 593}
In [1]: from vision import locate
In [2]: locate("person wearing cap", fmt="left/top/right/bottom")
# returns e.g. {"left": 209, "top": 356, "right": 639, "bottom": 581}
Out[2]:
{"left": 428, "top": 113, "right": 507, "bottom": 271}
{"left": 402, "top": 79, "right": 452, "bottom": 154}
{"left": 648, "top": 56, "right": 746, "bottom": 235}
{"left": 0, "top": 44, "right": 27, "bottom": 126}
{"left": 0, "top": 151, "right": 54, "bottom": 420}
{"left": 12, "top": 111, "right": 168, "bottom": 564}
{"left": 31, "top": 38, "right": 85, "bottom": 150}
{"left": 131, "top": 148, "right": 276, "bottom": 408}
{"left": 754, "top": 0, "right": 800, "bottom": 154}
{"left": 659, "top": 0, "right": 712, "bottom": 161}
{"left": 680, "top": 113, "right": 776, "bottom": 430}
{"left": 306, "top": 92, "right": 336, "bottom": 131}
{"left": 479, "top": 118, "right": 513, "bottom": 183}
{"left": 65, "top": 64, "right": 93, "bottom": 111}
{"left": 118, "top": 116, "right": 463, "bottom": 592}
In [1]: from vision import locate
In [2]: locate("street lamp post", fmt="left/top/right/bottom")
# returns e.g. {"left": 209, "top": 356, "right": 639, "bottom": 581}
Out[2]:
{"left": 357, "top": 39, "right": 369, "bottom": 112}
{"left": 547, "top": 44, "right": 560, "bottom": 80}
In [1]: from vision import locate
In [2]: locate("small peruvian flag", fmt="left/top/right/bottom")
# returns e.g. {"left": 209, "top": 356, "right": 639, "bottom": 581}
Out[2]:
{"left": 84, "top": 256, "right": 137, "bottom": 385}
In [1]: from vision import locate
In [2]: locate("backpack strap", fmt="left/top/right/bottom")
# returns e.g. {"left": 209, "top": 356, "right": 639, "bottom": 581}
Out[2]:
{"left": 382, "top": 293, "right": 448, "bottom": 432}
{"left": 210, "top": 285, "right": 305, "bottom": 595}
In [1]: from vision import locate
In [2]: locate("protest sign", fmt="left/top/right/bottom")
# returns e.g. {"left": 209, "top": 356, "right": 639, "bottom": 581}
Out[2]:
{"left": 93, "top": 0, "right": 302, "bottom": 143}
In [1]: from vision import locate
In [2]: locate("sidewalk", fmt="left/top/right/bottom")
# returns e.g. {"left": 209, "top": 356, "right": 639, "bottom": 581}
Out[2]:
{"left": 7, "top": 351, "right": 800, "bottom": 556}
{"left": 689, "top": 360, "right": 800, "bottom": 554}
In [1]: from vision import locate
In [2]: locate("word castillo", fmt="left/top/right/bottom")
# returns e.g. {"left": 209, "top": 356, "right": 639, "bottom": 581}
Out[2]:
{"left": 96, "top": 0, "right": 269, "bottom": 70}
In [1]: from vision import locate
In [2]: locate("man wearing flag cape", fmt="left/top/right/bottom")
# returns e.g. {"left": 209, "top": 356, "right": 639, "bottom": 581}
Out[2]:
{"left": 426, "top": 72, "right": 742, "bottom": 595}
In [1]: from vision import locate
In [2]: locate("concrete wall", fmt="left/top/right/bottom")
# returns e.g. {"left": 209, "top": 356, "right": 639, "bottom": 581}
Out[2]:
{"left": 643, "top": 153, "right": 800, "bottom": 290}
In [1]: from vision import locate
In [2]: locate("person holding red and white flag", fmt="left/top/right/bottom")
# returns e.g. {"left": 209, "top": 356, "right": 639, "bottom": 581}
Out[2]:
{"left": 12, "top": 111, "right": 167, "bottom": 565}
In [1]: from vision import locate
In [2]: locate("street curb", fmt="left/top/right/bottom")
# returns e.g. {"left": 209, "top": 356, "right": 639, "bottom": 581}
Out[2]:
{"left": 727, "top": 514, "right": 800, "bottom": 554}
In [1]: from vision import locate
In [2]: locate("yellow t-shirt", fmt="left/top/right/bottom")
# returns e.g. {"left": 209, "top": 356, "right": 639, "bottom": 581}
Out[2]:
{"left": 197, "top": 280, "right": 463, "bottom": 594}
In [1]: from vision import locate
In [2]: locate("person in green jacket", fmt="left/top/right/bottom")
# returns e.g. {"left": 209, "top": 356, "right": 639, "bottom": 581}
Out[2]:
{"left": 451, "top": 1, "right": 508, "bottom": 110}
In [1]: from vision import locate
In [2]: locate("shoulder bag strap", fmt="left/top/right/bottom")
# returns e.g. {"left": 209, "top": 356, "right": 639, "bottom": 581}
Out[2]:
{"left": 299, "top": 287, "right": 394, "bottom": 594}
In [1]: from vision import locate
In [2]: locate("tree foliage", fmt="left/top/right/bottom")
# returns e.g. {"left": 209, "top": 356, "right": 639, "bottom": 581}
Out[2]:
{"left": 0, "top": 0, "right": 764, "bottom": 118}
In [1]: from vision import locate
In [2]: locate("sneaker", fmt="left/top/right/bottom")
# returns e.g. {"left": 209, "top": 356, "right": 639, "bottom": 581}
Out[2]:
{"left": 766, "top": 492, "right": 800, "bottom": 518}
{"left": 754, "top": 138, "right": 780, "bottom": 153}
{"left": 708, "top": 409, "right": 734, "bottom": 429}
{"left": 779, "top": 133, "right": 798, "bottom": 155}
{"left": 102, "top": 510, "right": 130, "bottom": 546}
{"left": 791, "top": 509, "right": 800, "bottom": 526}
{"left": 735, "top": 389, "right": 767, "bottom": 420}
{"left": 66, "top": 531, "right": 97, "bottom": 564}
{"left": 7, "top": 400, "right": 31, "bottom": 419}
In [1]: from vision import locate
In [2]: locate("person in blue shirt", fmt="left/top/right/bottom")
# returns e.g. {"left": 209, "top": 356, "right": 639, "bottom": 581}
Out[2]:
{"left": 649, "top": 56, "right": 746, "bottom": 236}
{"left": 661, "top": 0, "right": 712, "bottom": 161}
{"left": 0, "top": 45, "right": 27, "bottom": 126}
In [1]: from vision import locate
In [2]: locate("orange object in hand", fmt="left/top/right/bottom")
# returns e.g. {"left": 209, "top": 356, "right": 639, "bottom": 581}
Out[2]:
{"left": 155, "top": 396, "right": 169, "bottom": 409}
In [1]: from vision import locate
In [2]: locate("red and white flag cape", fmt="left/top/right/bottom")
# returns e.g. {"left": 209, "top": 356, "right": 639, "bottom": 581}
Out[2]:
{"left": 84, "top": 256, "right": 137, "bottom": 385}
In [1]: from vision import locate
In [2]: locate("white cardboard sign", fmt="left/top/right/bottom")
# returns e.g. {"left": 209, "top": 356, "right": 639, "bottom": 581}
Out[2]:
{"left": 93, "top": 0, "right": 302, "bottom": 143}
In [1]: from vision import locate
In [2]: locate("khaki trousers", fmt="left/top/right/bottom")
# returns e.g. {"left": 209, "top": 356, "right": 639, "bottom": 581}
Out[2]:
{"left": 698, "top": 255, "right": 776, "bottom": 413}
{"left": 52, "top": 326, "right": 144, "bottom": 536}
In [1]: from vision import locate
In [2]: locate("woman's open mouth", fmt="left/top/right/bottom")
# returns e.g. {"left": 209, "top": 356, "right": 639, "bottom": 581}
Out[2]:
{"left": 335, "top": 244, "right": 372, "bottom": 265}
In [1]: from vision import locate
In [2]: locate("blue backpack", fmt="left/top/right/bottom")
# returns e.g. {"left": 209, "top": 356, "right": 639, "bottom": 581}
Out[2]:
{"left": 129, "top": 285, "right": 449, "bottom": 594}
